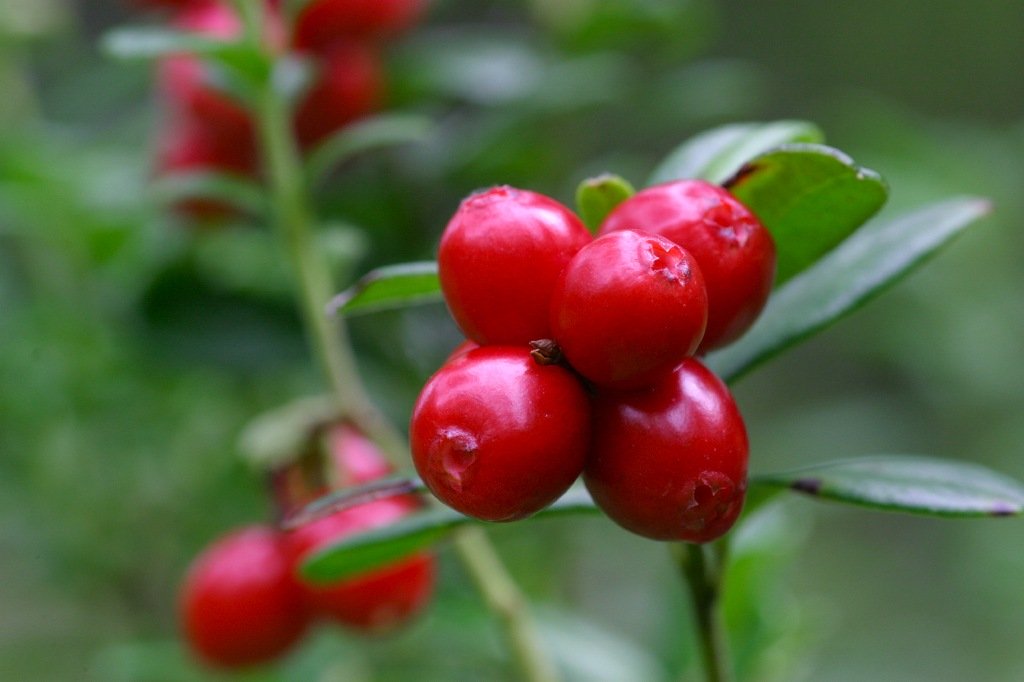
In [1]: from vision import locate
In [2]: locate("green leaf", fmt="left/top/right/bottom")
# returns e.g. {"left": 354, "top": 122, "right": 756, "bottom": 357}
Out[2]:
{"left": 705, "top": 197, "right": 990, "bottom": 383}
{"left": 150, "top": 171, "right": 266, "bottom": 216}
{"left": 305, "top": 114, "right": 435, "bottom": 184}
{"left": 301, "top": 486, "right": 600, "bottom": 583}
{"left": 725, "top": 143, "right": 889, "bottom": 283}
{"left": 101, "top": 26, "right": 269, "bottom": 81}
{"left": 326, "top": 261, "right": 441, "bottom": 317}
{"left": 576, "top": 173, "right": 636, "bottom": 232}
{"left": 647, "top": 120, "right": 824, "bottom": 186}
{"left": 237, "top": 395, "right": 341, "bottom": 470}
{"left": 753, "top": 456, "right": 1024, "bottom": 517}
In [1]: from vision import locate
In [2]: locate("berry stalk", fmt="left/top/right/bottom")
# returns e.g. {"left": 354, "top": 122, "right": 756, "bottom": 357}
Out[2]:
{"left": 675, "top": 542, "right": 732, "bottom": 682}
{"left": 249, "top": 14, "right": 560, "bottom": 681}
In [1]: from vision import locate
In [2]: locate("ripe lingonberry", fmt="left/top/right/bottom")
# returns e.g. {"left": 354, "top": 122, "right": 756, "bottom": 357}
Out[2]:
{"left": 293, "top": 42, "right": 383, "bottom": 150}
{"left": 600, "top": 179, "right": 776, "bottom": 352}
{"left": 292, "top": 0, "right": 428, "bottom": 52}
{"left": 584, "top": 358, "right": 748, "bottom": 543}
{"left": 180, "top": 526, "right": 308, "bottom": 668}
{"left": 285, "top": 424, "right": 435, "bottom": 632}
{"left": 550, "top": 229, "right": 708, "bottom": 390}
{"left": 438, "top": 186, "right": 592, "bottom": 345}
{"left": 410, "top": 346, "right": 591, "bottom": 521}
{"left": 286, "top": 498, "right": 435, "bottom": 632}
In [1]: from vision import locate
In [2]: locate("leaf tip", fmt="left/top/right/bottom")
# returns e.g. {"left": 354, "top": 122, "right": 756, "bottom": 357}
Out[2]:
{"left": 790, "top": 477, "right": 823, "bottom": 495}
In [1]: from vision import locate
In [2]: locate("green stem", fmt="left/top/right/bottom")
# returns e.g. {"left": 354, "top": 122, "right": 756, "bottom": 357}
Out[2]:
{"left": 677, "top": 542, "right": 732, "bottom": 682}
{"left": 453, "top": 528, "right": 561, "bottom": 682}
{"left": 255, "top": 48, "right": 560, "bottom": 682}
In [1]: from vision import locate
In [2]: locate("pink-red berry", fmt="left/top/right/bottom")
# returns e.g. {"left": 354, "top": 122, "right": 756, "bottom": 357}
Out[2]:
{"left": 584, "top": 358, "right": 749, "bottom": 542}
{"left": 410, "top": 346, "right": 591, "bottom": 521}
{"left": 293, "top": 42, "right": 383, "bottom": 150}
{"left": 286, "top": 498, "right": 435, "bottom": 632}
{"left": 550, "top": 229, "right": 708, "bottom": 390}
{"left": 600, "top": 179, "right": 775, "bottom": 352}
{"left": 292, "top": 0, "right": 428, "bottom": 52}
{"left": 180, "top": 526, "right": 308, "bottom": 668}
{"left": 438, "top": 186, "right": 592, "bottom": 345}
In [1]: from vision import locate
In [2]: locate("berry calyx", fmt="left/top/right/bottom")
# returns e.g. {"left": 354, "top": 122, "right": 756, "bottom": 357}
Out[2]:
{"left": 180, "top": 526, "right": 308, "bottom": 668}
{"left": 438, "top": 186, "right": 592, "bottom": 345}
{"left": 410, "top": 346, "right": 591, "bottom": 521}
{"left": 600, "top": 179, "right": 776, "bottom": 352}
{"left": 550, "top": 229, "right": 708, "bottom": 390}
{"left": 584, "top": 358, "right": 749, "bottom": 542}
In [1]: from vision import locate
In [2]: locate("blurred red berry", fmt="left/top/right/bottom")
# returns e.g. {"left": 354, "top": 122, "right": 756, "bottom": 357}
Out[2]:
{"left": 286, "top": 497, "right": 435, "bottom": 632}
{"left": 180, "top": 526, "right": 309, "bottom": 668}
{"left": 293, "top": 42, "right": 384, "bottom": 150}
{"left": 293, "top": 0, "right": 429, "bottom": 53}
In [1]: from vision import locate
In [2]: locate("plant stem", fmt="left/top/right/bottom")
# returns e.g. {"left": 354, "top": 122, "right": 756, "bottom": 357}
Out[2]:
{"left": 255, "top": 52, "right": 560, "bottom": 682}
{"left": 677, "top": 542, "right": 732, "bottom": 682}
{"left": 453, "top": 527, "right": 561, "bottom": 682}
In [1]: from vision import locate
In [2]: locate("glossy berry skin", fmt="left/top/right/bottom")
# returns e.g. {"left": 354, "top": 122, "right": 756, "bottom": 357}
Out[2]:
{"left": 550, "top": 230, "right": 708, "bottom": 390}
{"left": 438, "top": 186, "right": 592, "bottom": 345}
{"left": 293, "top": 42, "right": 383, "bottom": 150}
{"left": 584, "top": 358, "right": 748, "bottom": 543}
{"left": 286, "top": 498, "right": 435, "bottom": 632}
{"left": 293, "top": 0, "right": 428, "bottom": 52}
{"left": 180, "top": 526, "right": 308, "bottom": 668}
{"left": 600, "top": 179, "right": 776, "bottom": 352}
{"left": 410, "top": 346, "right": 591, "bottom": 521}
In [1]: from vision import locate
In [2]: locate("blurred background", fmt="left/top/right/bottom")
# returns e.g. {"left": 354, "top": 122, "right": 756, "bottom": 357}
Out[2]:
{"left": 1, "top": 0, "right": 1022, "bottom": 680}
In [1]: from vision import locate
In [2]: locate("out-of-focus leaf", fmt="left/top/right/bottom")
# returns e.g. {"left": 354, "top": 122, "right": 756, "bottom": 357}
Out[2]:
{"left": 150, "top": 171, "right": 266, "bottom": 216}
{"left": 706, "top": 197, "right": 990, "bottom": 383}
{"left": 576, "top": 173, "right": 635, "bottom": 232}
{"left": 326, "top": 262, "right": 441, "bottom": 317}
{"left": 305, "top": 113, "right": 435, "bottom": 184}
{"left": 238, "top": 395, "right": 341, "bottom": 470}
{"left": 301, "top": 486, "right": 599, "bottom": 583}
{"left": 647, "top": 120, "right": 823, "bottom": 186}
{"left": 753, "top": 456, "right": 1024, "bottom": 517}
{"left": 725, "top": 144, "right": 889, "bottom": 282}
{"left": 101, "top": 26, "right": 269, "bottom": 80}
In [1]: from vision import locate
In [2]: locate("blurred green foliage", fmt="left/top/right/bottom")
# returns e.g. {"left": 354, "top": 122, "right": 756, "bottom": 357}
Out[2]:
{"left": 1, "top": 0, "right": 1022, "bottom": 680}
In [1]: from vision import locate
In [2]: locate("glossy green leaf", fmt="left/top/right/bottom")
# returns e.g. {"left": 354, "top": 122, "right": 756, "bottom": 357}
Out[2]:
{"left": 576, "top": 173, "right": 636, "bottom": 232}
{"left": 647, "top": 120, "right": 824, "bottom": 186}
{"left": 706, "top": 197, "right": 990, "bottom": 383}
{"left": 753, "top": 456, "right": 1024, "bottom": 517}
{"left": 301, "top": 486, "right": 600, "bottom": 583}
{"left": 305, "top": 114, "right": 435, "bottom": 184}
{"left": 150, "top": 171, "right": 267, "bottom": 216}
{"left": 326, "top": 262, "right": 441, "bottom": 317}
{"left": 725, "top": 144, "right": 889, "bottom": 282}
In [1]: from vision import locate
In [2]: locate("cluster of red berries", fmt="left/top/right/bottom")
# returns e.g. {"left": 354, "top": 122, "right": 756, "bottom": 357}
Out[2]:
{"left": 137, "top": 0, "right": 427, "bottom": 220}
{"left": 411, "top": 179, "right": 775, "bottom": 542}
{"left": 180, "top": 424, "right": 434, "bottom": 669}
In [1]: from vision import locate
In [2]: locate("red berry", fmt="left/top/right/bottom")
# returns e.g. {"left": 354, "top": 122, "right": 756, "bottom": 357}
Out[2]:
{"left": 154, "top": 120, "right": 260, "bottom": 220}
{"left": 584, "top": 358, "right": 748, "bottom": 543}
{"left": 293, "top": 42, "right": 383, "bottom": 150}
{"left": 550, "top": 230, "right": 708, "bottom": 390}
{"left": 600, "top": 180, "right": 776, "bottom": 352}
{"left": 438, "top": 186, "right": 592, "bottom": 345}
{"left": 286, "top": 498, "right": 435, "bottom": 632}
{"left": 180, "top": 526, "right": 308, "bottom": 668}
{"left": 293, "top": 0, "right": 428, "bottom": 52}
{"left": 327, "top": 422, "right": 394, "bottom": 488}
{"left": 410, "top": 346, "right": 591, "bottom": 521}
